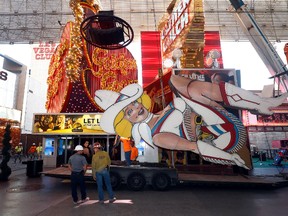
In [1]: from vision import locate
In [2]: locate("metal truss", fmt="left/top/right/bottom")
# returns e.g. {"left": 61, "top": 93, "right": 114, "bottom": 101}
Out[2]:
{"left": 0, "top": 0, "right": 287, "bottom": 44}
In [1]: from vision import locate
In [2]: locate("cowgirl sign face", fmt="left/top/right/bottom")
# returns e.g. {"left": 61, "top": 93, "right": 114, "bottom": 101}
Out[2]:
{"left": 94, "top": 83, "right": 145, "bottom": 135}
{"left": 124, "top": 101, "right": 149, "bottom": 124}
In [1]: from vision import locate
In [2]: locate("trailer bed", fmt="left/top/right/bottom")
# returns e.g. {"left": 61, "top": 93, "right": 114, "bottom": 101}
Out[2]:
{"left": 42, "top": 164, "right": 178, "bottom": 191}
{"left": 42, "top": 165, "right": 288, "bottom": 189}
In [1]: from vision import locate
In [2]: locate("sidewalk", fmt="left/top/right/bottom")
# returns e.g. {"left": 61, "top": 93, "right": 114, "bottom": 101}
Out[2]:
{"left": 8, "top": 159, "right": 27, "bottom": 172}
{"left": 4, "top": 158, "right": 44, "bottom": 178}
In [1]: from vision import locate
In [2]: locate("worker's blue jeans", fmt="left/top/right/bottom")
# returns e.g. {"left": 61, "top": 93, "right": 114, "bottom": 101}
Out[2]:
{"left": 71, "top": 171, "right": 87, "bottom": 202}
{"left": 125, "top": 151, "right": 131, "bottom": 166}
{"left": 96, "top": 168, "right": 114, "bottom": 201}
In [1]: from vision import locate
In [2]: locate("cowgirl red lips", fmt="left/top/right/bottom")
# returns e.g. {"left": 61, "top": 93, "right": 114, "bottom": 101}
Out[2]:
{"left": 138, "top": 107, "right": 144, "bottom": 116}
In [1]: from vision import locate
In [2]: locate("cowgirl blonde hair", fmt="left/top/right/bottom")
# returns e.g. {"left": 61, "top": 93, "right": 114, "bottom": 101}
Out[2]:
{"left": 114, "top": 93, "right": 151, "bottom": 138}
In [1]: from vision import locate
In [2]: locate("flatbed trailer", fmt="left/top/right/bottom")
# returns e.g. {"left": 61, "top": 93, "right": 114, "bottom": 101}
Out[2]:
{"left": 42, "top": 164, "right": 178, "bottom": 191}
{"left": 41, "top": 164, "right": 288, "bottom": 190}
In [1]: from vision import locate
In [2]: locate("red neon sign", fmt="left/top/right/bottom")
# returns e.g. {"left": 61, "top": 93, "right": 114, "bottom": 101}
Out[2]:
{"left": 162, "top": 0, "right": 192, "bottom": 53}
{"left": 33, "top": 42, "right": 57, "bottom": 60}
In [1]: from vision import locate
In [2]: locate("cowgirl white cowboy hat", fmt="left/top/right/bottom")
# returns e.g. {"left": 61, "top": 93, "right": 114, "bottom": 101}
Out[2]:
{"left": 94, "top": 83, "right": 143, "bottom": 134}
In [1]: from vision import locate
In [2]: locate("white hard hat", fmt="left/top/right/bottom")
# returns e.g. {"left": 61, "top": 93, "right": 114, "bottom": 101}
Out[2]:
{"left": 74, "top": 145, "right": 84, "bottom": 151}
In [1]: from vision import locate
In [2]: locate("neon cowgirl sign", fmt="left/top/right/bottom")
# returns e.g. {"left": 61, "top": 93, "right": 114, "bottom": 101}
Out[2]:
{"left": 161, "top": 0, "right": 192, "bottom": 54}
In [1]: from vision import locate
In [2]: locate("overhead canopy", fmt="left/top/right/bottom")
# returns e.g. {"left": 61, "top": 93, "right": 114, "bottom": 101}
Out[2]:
{"left": 0, "top": 0, "right": 287, "bottom": 44}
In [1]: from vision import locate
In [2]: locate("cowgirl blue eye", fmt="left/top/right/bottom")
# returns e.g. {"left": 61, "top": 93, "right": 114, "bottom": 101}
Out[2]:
{"left": 127, "top": 109, "right": 132, "bottom": 117}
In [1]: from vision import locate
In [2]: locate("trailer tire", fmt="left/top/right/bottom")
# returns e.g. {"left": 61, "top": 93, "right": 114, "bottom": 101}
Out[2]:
{"left": 110, "top": 171, "right": 121, "bottom": 190}
{"left": 152, "top": 173, "right": 171, "bottom": 191}
{"left": 127, "top": 172, "right": 146, "bottom": 191}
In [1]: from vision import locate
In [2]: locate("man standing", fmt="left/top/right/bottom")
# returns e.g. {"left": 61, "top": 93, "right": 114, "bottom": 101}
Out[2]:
{"left": 36, "top": 142, "right": 43, "bottom": 159}
{"left": 14, "top": 143, "right": 23, "bottom": 163}
{"left": 130, "top": 141, "right": 138, "bottom": 163}
{"left": 68, "top": 145, "right": 89, "bottom": 205}
{"left": 82, "top": 140, "right": 92, "bottom": 164}
{"left": 28, "top": 143, "right": 37, "bottom": 160}
{"left": 91, "top": 142, "right": 116, "bottom": 204}
{"left": 120, "top": 137, "right": 132, "bottom": 166}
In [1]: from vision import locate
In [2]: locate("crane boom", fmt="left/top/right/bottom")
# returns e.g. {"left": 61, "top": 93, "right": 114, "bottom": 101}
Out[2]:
{"left": 229, "top": 0, "right": 288, "bottom": 92}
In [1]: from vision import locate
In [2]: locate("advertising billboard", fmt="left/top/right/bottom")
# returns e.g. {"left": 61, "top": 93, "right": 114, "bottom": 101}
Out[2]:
{"left": 32, "top": 113, "right": 110, "bottom": 135}
{"left": 172, "top": 68, "right": 238, "bottom": 85}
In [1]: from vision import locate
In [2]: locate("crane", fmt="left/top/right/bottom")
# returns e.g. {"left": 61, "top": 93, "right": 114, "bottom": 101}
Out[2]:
{"left": 228, "top": 0, "right": 288, "bottom": 92}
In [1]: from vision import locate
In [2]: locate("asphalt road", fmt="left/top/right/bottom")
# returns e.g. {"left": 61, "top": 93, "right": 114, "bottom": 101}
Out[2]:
{"left": 1, "top": 169, "right": 288, "bottom": 216}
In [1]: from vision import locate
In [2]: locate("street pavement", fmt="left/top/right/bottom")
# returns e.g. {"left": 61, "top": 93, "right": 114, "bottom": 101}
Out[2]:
{"left": 1, "top": 160, "right": 288, "bottom": 216}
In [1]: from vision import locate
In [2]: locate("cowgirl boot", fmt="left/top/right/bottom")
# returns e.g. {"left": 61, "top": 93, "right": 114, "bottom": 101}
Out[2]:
{"left": 219, "top": 82, "right": 288, "bottom": 115}
{"left": 197, "top": 140, "right": 249, "bottom": 169}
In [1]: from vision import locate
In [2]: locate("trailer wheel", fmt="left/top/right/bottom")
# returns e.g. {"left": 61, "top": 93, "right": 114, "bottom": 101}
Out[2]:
{"left": 127, "top": 172, "right": 146, "bottom": 191}
{"left": 152, "top": 173, "right": 171, "bottom": 191}
{"left": 110, "top": 171, "right": 121, "bottom": 190}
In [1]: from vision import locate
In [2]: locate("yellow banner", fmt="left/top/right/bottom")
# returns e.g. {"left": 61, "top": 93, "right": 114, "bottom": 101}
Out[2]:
{"left": 32, "top": 113, "right": 110, "bottom": 135}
